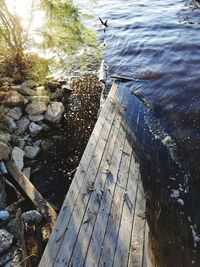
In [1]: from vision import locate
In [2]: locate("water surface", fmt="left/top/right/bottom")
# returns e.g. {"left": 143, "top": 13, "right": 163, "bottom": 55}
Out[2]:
{"left": 78, "top": 0, "right": 200, "bottom": 264}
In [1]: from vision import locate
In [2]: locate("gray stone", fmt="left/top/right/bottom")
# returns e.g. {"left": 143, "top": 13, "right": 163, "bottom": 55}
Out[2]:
{"left": 20, "top": 80, "right": 35, "bottom": 89}
{"left": 0, "top": 229, "right": 14, "bottom": 254}
{"left": 0, "top": 161, "right": 8, "bottom": 174}
{"left": 21, "top": 133, "right": 30, "bottom": 141}
{"left": 22, "top": 210, "right": 42, "bottom": 224}
{"left": 19, "top": 87, "right": 36, "bottom": 96}
{"left": 36, "top": 85, "right": 46, "bottom": 95}
{"left": 0, "top": 247, "right": 21, "bottom": 266}
{"left": 33, "top": 139, "right": 42, "bottom": 147}
{"left": 52, "top": 88, "right": 63, "bottom": 100}
{"left": 7, "top": 107, "right": 22, "bottom": 120}
{"left": 3, "top": 133, "right": 11, "bottom": 143}
{"left": 22, "top": 167, "right": 31, "bottom": 179}
{"left": 45, "top": 102, "right": 65, "bottom": 123}
{"left": 11, "top": 147, "right": 25, "bottom": 170}
{"left": 28, "top": 114, "right": 44, "bottom": 122}
{"left": 1, "top": 77, "right": 14, "bottom": 84}
{"left": 0, "top": 142, "right": 10, "bottom": 160}
{"left": 6, "top": 116, "right": 17, "bottom": 130}
{"left": 27, "top": 95, "right": 50, "bottom": 104}
{"left": 16, "top": 117, "right": 30, "bottom": 134}
{"left": 0, "top": 90, "right": 26, "bottom": 107}
{"left": 29, "top": 122, "right": 43, "bottom": 136}
{"left": 61, "top": 85, "right": 73, "bottom": 93}
{"left": 24, "top": 146, "right": 40, "bottom": 159}
{"left": 18, "top": 140, "right": 26, "bottom": 149}
{"left": 25, "top": 101, "right": 47, "bottom": 116}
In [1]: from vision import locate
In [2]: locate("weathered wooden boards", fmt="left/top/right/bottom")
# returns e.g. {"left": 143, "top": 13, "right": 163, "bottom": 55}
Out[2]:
{"left": 39, "top": 82, "right": 147, "bottom": 267}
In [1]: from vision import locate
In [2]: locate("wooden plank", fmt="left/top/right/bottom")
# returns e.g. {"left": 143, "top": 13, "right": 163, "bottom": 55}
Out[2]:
{"left": 52, "top": 92, "right": 120, "bottom": 266}
{"left": 82, "top": 120, "right": 126, "bottom": 266}
{"left": 142, "top": 221, "right": 155, "bottom": 267}
{"left": 39, "top": 84, "right": 118, "bottom": 266}
{"left": 98, "top": 136, "right": 133, "bottom": 267}
{"left": 69, "top": 107, "right": 123, "bottom": 266}
{"left": 128, "top": 177, "right": 146, "bottom": 267}
{"left": 84, "top": 122, "right": 127, "bottom": 267}
{"left": 68, "top": 82, "right": 131, "bottom": 267}
{"left": 5, "top": 161, "right": 57, "bottom": 227}
{"left": 112, "top": 155, "right": 140, "bottom": 267}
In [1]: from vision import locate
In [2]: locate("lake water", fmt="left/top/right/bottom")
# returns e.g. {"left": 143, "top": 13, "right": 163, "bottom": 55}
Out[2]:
{"left": 76, "top": 0, "right": 200, "bottom": 265}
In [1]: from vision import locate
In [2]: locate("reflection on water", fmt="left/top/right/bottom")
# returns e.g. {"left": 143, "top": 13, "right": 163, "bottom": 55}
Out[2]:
{"left": 87, "top": 0, "right": 200, "bottom": 264}
{"left": 114, "top": 82, "right": 200, "bottom": 266}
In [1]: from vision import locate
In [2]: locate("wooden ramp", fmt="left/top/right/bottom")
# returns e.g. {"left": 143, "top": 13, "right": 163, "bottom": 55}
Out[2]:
{"left": 39, "top": 82, "right": 147, "bottom": 267}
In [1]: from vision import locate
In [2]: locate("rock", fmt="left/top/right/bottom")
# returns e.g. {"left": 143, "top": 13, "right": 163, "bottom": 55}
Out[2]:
{"left": 33, "top": 139, "right": 42, "bottom": 147}
{"left": 0, "top": 133, "right": 11, "bottom": 144}
{"left": 16, "top": 117, "right": 30, "bottom": 134}
{"left": 6, "top": 107, "right": 22, "bottom": 120}
{"left": 11, "top": 147, "right": 25, "bottom": 170}
{"left": 0, "top": 246, "right": 20, "bottom": 266}
{"left": 29, "top": 122, "right": 43, "bottom": 136}
{"left": 45, "top": 80, "right": 60, "bottom": 92}
{"left": 3, "top": 133, "right": 11, "bottom": 143}
{"left": 19, "top": 87, "right": 36, "bottom": 96}
{"left": 21, "top": 133, "right": 30, "bottom": 141}
{"left": 18, "top": 139, "right": 26, "bottom": 149}
{"left": 20, "top": 80, "right": 36, "bottom": 89}
{"left": 23, "top": 167, "right": 31, "bottom": 179}
{"left": 61, "top": 85, "right": 73, "bottom": 93}
{"left": 24, "top": 146, "right": 40, "bottom": 159}
{"left": 0, "top": 211, "right": 9, "bottom": 221}
{"left": 0, "top": 229, "right": 14, "bottom": 254}
{"left": 36, "top": 85, "right": 46, "bottom": 95}
{"left": 0, "top": 90, "right": 27, "bottom": 107}
{"left": 0, "top": 83, "right": 10, "bottom": 92}
{"left": 28, "top": 114, "right": 44, "bottom": 122}
{"left": 0, "top": 77, "right": 14, "bottom": 84}
{"left": 52, "top": 88, "right": 63, "bottom": 100}
{"left": 25, "top": 101, "right": 47, "bottom": 115}
{"left": 0, "top": 142, "right": 10, "bottom": 160}
{"left": 0, "top": 161, "right": 8, "bottom": 174}
{"left": 45, "top": 102, "right": 65, "bottom": 123}
{"left": 22, "top": 210, "right": 42, "bottom": 224}
{"left": 41, "top": 139, "right": 53, "bottom": 152}
{"left": 6, "top": 116, "right": 17, "bottom": 130}
{"left": 27, "top": 95, "right": 51, "bottom": 104}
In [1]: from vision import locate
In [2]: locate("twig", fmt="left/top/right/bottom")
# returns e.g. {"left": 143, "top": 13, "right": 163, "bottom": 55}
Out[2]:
{"left": 15, "top": 254, "right": 37, "bottom": 267}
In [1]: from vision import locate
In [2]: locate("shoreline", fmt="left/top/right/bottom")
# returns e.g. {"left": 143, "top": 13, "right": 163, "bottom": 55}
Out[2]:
{"left": 0, "top": 71, "right": 104, "bottom": 266}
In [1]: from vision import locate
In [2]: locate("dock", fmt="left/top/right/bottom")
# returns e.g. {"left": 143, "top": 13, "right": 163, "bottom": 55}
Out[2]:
{"left": 39, "top": 81, "right": 199, "bottom": 266}
{"left": 39, "top": 81, "right": 147, "bottom": 266}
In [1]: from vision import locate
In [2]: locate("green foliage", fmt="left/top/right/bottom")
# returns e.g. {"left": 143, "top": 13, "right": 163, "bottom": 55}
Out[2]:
{"left": 40, "top": 0, "right": 98, "bottom": 54}
{"left": 0, "top": 0, "right": 24, "bottom": 50}
{"left": 0, "top": 0, "right": 101, "bottom": 82}
{"left": 0, "top": 48, "right": 49, "bottom": 82}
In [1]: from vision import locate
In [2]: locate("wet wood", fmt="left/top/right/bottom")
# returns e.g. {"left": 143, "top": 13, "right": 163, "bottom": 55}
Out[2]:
{"left": 39, "top": 82, "right": 147, "bottom": 267}
{"left": 39, "top": 83, "right": 118, "bottom": 266}
{"left": 5, "top": 196, "right": 25, "bottom": 213}
{"left": 111, "top": 74, "right": 139, "bottom": 82}
{"left": 16, "top": 208, "right": 27, "bottom": 267}
{"left": 5, "top": 161, "right": 57, "bottom": 237}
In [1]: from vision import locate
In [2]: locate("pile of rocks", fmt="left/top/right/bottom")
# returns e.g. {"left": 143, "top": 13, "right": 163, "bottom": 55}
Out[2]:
{"left": 0, "top": 77, "right": 72, "bottom": 179}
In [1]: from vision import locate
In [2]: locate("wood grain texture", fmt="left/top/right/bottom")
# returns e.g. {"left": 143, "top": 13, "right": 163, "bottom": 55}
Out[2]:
{"left": 39, "top": 82, "right": 147, "bottom": 267}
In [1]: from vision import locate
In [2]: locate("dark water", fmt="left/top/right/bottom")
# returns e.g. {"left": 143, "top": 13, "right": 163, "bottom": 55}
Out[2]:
{"left": 78, "top": 0, "right": 200, "bottom": 264}
{"left": 31, "top": 75, "right": 102, "bottom": 209}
